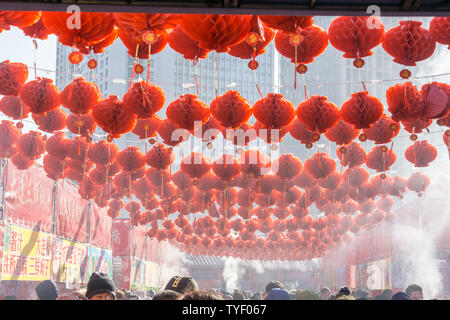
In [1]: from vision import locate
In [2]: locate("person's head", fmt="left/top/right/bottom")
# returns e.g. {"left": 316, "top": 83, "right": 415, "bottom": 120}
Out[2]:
{"left": 85, "top": 272, "right": 116, "bottom": 300}
{"left": 336, "top": 286, "right": 351, "bottom": 299}
{"left": 295, "top": 290, "right": 320, "bottom": 300}
{"left": 182, "top": 290, "right": 223, "bottom": 300}
{"left": 164, "top": 276, "right": 198, "bottom": 294}
{"left": 405, "top": 284, "right": 423, "bottom": 300}
{"left": 263, "top": 280, "right": 283, "bottom": 299}
{"left": 35, "top": 280, "right": 59, "bottom": 300}
{"left": 153, "top": 290, "right": 182, "bottom": 300}
{"left": 233, "top": 291, "right": 245, "bottom": 300}
{"left": 382, "top": 289, "right": 393, "bottom": 299}
{"left": 266, "top": 288, "right": 290, "bottom": 300}
{"left": 223, "top": 294, "right": 233, "bottom": 300}
{"left": 320, "top": 287, "right": 331, "bottom": 300}
{"left": 392, "top": 291, "right": 411, "bottom": 300}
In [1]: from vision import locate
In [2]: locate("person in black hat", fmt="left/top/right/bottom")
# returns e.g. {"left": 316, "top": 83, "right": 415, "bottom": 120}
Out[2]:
{"left": 35, "top": 280, "right": 59, "bottom": 300}
{"left": 85, "top": 272, "right": 116, "bottom": 300}
{"left": 164, "top": 275, "right": 198, "bottom": 294}
{"left": 392, "top": 291, "right": 411, "bottom": 300}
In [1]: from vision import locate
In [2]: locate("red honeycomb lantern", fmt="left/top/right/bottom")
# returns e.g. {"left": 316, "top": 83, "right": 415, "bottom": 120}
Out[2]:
{"left": 288, "top": 118, "right": 318, "bottom": 145}
{"left": 325, "top": 119, "right": 360, "bottom": 145}
{"left": 239, "top": 150, "right": 270, "bottom": 178}
{"left": 193, "top": 116, "right": 223, "bottom": 142}
{"left": 402, "top": 118, "right": 432, "bottom": 134}
{"left": 19, "top": 77, "right": 60, "bottom": 114}
{"left": 273, "top": 154, "right": 303, "bottom": 180}
{"left": 254, "top": 121, "right": 289, "bottom": 144}
{"left": 91, "top": 95, "right": 137, "bottom": 138}
{"left": 181, "top": 152, "right": 211, "bottom": 179}
{"left": 123, "top": 81, "right": 165, "bottom": 119}
{"left": 132, "top": 115, "right": 162, "bottom": 140}
{"left": 0, "top": 60, "right": 29, "bottom": 96}
{"left": 429, "top": 17, "right": 450, "bottom": 48}
{"left": 0, "top": 11, "right": 40, "bottom": 30}
{"left": 304, "top": 152, "right": 336, "bottom": 179}
{"left": 0, "top": 120, "right": 20, "bottom": 158}
{"left": 405, "top": 140, "right": 438, "bottom": 167}
{"left": 253, "top": 93, "right": 295, "bottom": 129}
{"left": 297, "top": 95, "right": 340, "bottom": 133}
{"left": 222, "top": 122, "right": 256, "bottom": 146}
{"left": 19, "top": 131, "right": 45, "bottom": 160}
{"left": 210, "top": 90, "right": 252, "bottom": 129}
{"left": 0, "top": 95, "right": 30, "bottom": 120}
{"left": 66, "top": 112, "right": 96, "bottom": 137}
{"left": 345, "top": 167, "right": 370, "bottom": 187}
{"left": 336, "top": 142, "right": 366, "bottom": 168}
{"left": 19, "top": 18, "right": 52, "bottom": 40}
{"left": 259, "top": 15, "right": 313, "bottom": 33}
{"left": 11, "top": 153, "right": 34, "bottom": 170}
{"left": 117, "top": 28, "right": 167, "bottom": 59}
{"left": 366, "top": 145, "right": 396, "bottom": 172}
{"left": 386, "top": 82, "right": 425, "bottom": 122}
{"left": 168, "top": 25, "right": 210, "bottom": 61}
{"left": 157, "top": 119, "right": 186, "bottom": 146}
{"left": 60, "top": 78, "right": 101, "bottom": 115}
{"left": 145, "top": 143, "right": 174, "bottom": 170}
{"left": 87, "top": 140, "right": 119, "bottom": 165}
{"left": 45, "top": 131, "right": 69, "bottom": 161}
{"left": 166, "top": 94, "right": 209, "bottom": 130}
{"left": 421, "top": 82, "right": 450, "bottom": 120}
{"left": 363, "top": 114, "right": 400, "bottom": 144}
{"left": 43, "top": 154, "right": 67, "bottom": 180}
{"left": 116, "top": 146, "right": 146, "bottom": 173}
{"left": 32, "top": 108, "right": 67, "bottom": 133}
{"left": 212, "top": 154, "right": 241, "bottom": 181}
{"left": 407, "top": 172, "right": 431, "bottom": 193}
{"left": 340, "top": 91, "right": 384, "bottom": 129}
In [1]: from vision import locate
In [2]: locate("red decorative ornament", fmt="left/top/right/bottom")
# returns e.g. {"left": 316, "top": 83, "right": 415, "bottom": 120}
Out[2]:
{"left": 253, "top": 93, "right": 295, "bottom": 129}
{"left": 117, "top": 29, "right": 167, "bottom": 59}
{"left": 429, "top": 17, "right": 450, "bottom": 48}
{"left": 45, "top": 131, "right": 69, "bottom": 161}
{"left": 0, "top": 95, "right": 30, "bottom": 120}
{"left": 212, "top": 154, "right": 240, "bottom": 181}
{"left": 123, "top": 81, "right": 165, "bottom": 119}
{"left": 319, "top": 171, "right": 342, "bottom": 190}
{"left": 66, "top": 112, "right": 97, "bottom": 137}
{"left": 421, "top": 82, "right": 450, "bottom": 120}
{"left": 345, "top": 167, "right": 370, "bottom": 187}
{"left": 132, "top": 115, "right": 161, "bottom": 139}
{"left": 181, "top": 152, "right": 211, "bottom": 179}
{"left": 288, "top": 118, "right": 317, "bottom": 145}
{"left": 273, "top": 154, "right": 303, "bottom": 180}
{"left": 43, "top": 154, "right": 67, "bottom": 180}
{"left": 293, "top": 170, "right": 317, "bottom": 189}
{"left": 157, "top": 119, "right": 186, "bottom": 146}
{"left": 0, "top": 11, "right": 40, "bottom": 30}
{"left": 68, "top": 51, "right": 83, "bottom": 64}
{"left": 304, "top": 152, "right": 336, "bottom": 179}
{"left": 92, "top": 96, "right": 137, "bottom": 138}
{"left": 116, "top": 146, "right": 146, "bottom": 173}
{"left": 210, "top": 90, "right": 252, "bottom": 129}
{"left": 167, "top": 25, "right": 210, "bottom": 61}
{"left": 181, "top": 15, "right": 252, "bottom": 52}
{"left": 248, "top": 60, "right": 259, "bottom": 70}
{"left": 0, "top": 120, "right": 20, "bottom": 158}
{"left": 19, "top": 77, "right": 60, "bottom": 114}
{"left": 60, "top": 78, "right": 101, "bottom": 114}
{"left": 11, "top": 153, "right": 34, "bottom": 170}
{"left": 407, "top": 172, "right": 431, "bottom": 193}
{"left": 66, "top": 136, "right": 89, "bottom": 162}
{"left": 239, "top": 150, "right": 270, "bottom": 178}
{"left": 328, "top": 16, "right": 385, "bottom": 64}
{"left": 193, "top": 117, "right": 223, "bottom": 142}
{"left": 259, "top": 15, "right": 313, "bottom": 33}
{"left": 0, "top": 60, "right": 29, "bottom": 96}
{"left": 32, "top": 108, "right": 66, "bottom": 133}
{"left": 443, "top": 130, "right": 450, "bottom": 148}
{"left": 336, "top": 142, "right": 366, "bottom": 168}
{"left": 386, "top": 82, "right": 425, "bottom": 122}
{"left": 366, "top": 145, "right": 396, "bottom": 172}
{"left": 340, "top": 91, "right": 384, "bottom": 129}
{"left": 222, "top": 122, "right": 256, "bottom": 146}
{"left": 274, "top": 25, "right": 328, "bottom": 64}
{"left": 134, "top": 64, "right": 144, "bottom": 74}
{"left": 405, "top": 140, "right": 438, "bottom": 167}
{"left": 145, "top": 143, "right": 174, "bottom": 170}
{"left": 166, "top": 94, "right": 209, "bottom": 130}
{"left": 325, "top": 119, "right": 360, "bottom": 145}
{"left": 296, "top": 95, "right": 340, "bottom": 133}
{"left": 172, "top": 171, "right": 193, "bottom": 190}
{"left": 19, "top": 131, "right": 45, "bottom": 160}
{"left": 87, "top": 140, "right": 119, "bottom": 165}
{"left": 88, "top": 59, "right": 98, "bottom": 69}
{"left": 254, "top": 121, "right": 289, "bottom": 144}
{"left": 363, "top": 114, "right": 400, "bottom": 144}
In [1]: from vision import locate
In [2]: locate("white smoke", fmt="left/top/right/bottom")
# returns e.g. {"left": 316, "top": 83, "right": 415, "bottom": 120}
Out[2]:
{"left": 222, "top": 257, "right": 245, "bottom": 292}
{"left": 252, "top": 260, "right": 265, "bottom": 274}
{"left": 155, "top": 240, "right": 189, "bottom": 290}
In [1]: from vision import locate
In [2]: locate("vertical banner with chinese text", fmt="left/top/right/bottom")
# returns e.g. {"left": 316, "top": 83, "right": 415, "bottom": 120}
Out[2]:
{"left": 52, "top": 238, "right": 87, "bottom": 283}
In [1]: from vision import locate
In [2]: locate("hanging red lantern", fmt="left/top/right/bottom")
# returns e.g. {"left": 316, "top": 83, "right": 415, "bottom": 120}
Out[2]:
{"left": 273, "top": 154, "right": 303, "bottom": 180}
{"left": 91, "top": 95, "right": 137, "bottom": 138}
{"left": 297, "top": 95, "right": 340, "bottom": 133}
{"left": 0, "top": 120, "right": 20, "bottom": 158}
{"left": 429, "top": 17, "right": 450, "bottom": 48}
{"left": 66, "top": 136, "right": 89, "bottom": 162}
{"left": 288, "top": 118, "right": 319, "bottom": 146}
{"left": 363, "top": 114, "right": 400, "bottom": 144}
{"left": 336, "top": 142, "right": 366, "bottom": 168}
{"left": 19, "top": 18, "right": 52, "bottom": 40}
{"left": 319, "top": 171, "right": 342, "bottom": 190}
{"left": 43, "top": 154, "right": 67, "bottom": 180}
{"left": 259, "top": 15, "right": 313, "bottom": 33}
{"left": 181, "top": 14, "right": 251, "bottom": 52}
{"left": 328, "top": 16, "right": 385, "bottom": 65}
{"left": 117, "top": 28, "right": 168, "bottom": 59}
{"left": 212, "top": 154, "right": 240, "bottom": 181}
{"left": 345, "top": 167, "right": 370, "bottom": 187}
{"left": 366, "top": 145, "right": 396, "bottom": 172}
{"left": 402, "top": 118, "right": 432, "bottom": 134}
{"left": 19, "top": 77, "right": 60, "bottom": 114}
{"left": 146, "top": 168, "right": 171, "bottom": 187}
{"left": 166, "top": 94, "right": 209, "bottom": 131}
{"left": 239, "top": 150, "right": 270, "bottom": 178}
{"left": 123, "top": 81, "right": 165, "bottom": 119}
{"left": 145, "top": 143, "right": 174, "bottom": 170}
{"left": 293, "top": 170, "right": 317, "bottom": 189}
{"left": 222, "top": 122, "right": 257, "bottom": 146}
{"left": 66, "top": 113, "right": 96, "bottom": 137}
{"left": 89, "top": 168, "right": 108, "bottom": 186}
{"left": 407, "top": 172, "right": 431, "bottom": 194}
{"left": 116, "top": 146, "right": 146, "bottom": 173}
{"left": 193, "top": 117, "right": 223, "bottom": 142}
{"left": 168, "top": 24, "right": 210, "bottom": 61}
{"left": 132, "top": 115, "right": 162, "bottom": 140}
{"left": 11, "top": 153, "right": 34, "bottom": 170}
{"left": 32, "top": 108, "right": 67, "bottom": 133}
{"left": 253, "top": 93, "right": 295, "bottom": 129}
{"left": 405, "top": 140, "right": 438, "bottom": 167}
{"left": 87, "top": 141, "right": 118, "bottom": 166}
{"left": 210, "top": 90, "right": 252, "bottom": 129}
{"left": 0, "top": 11, "right": 40, "bottom": 30}
{"left": 382, "top": 21, "right": 436, "bottom": 77}
{"left": 325, "top": 119, "right": 360, "bottom": 146}
{"left": 274, "top": 24, "right": 328, "bottom": 64}
{"left": 304, "top": 152, "right": 336, "bottom": 180}
{"left": 172, "top": 171, "right": 193, "bottom": 190}
{"left": 386, "top": 82, "right": 425, "bottom": 122}
{"left": 254, "top": 121, "right": 289, "bottom": 144}
{"left": 0, "top": 95, "right": 30, "bottom": 120}
{"left": 157, "top": 119, "right": 186, "bottom": 146}
{"left": 60, "top": 78, "right": 101, "bottom": 115}
{"left": 421, "top": 82, "right": 450, "bottom": 120}
{"left": 180, "top": 152, "right": 211, "bottom": 179}
{"left": 0, "top": 60, "right": 28, "bottom": 96}
{"left": 19, "top": 131, "right": 45, "bottom": 160}
{"left": 340, "top": 91, "right": 384, "bottom": 129}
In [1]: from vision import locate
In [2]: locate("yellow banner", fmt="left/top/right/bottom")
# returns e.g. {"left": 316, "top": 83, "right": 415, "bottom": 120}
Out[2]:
{"left": 52, "top": 238, "right": 87, "bottom": 284}
{"left": 1, "top": 224, "right": 53, "bottom": 281}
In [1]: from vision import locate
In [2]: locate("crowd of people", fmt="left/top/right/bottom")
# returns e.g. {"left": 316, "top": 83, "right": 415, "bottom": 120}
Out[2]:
{"left": 1, "top": 273, "right": 428, "bottom": 300}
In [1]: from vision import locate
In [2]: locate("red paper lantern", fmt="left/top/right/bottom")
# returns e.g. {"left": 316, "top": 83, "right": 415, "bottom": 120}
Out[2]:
{"left": 89, "top": 168, "right": 108, "bottom": 185}
{"left": 92, "top": 95, "right": 137, "bottom": 138}
{"left": 145, "top": 143, "right": 174, "bottom": 170}
{"left": 181, "top": 152, "right": 211, "bottom": 179}
{"left": 0, "top": 95, "right": 30, "bottom": 120}
{"left": 60, "top": 78, "right": 101, "bottom": 114}
{"left": 19, "top": 18, "right": 52, "bottom": 40}
{"left": 297, "top": 96, "right": 340, "bottom": 133}
{"left": 402, "top": 118, "right": 432, "bottom": 134}
{"left": 366, "top": 145, "right": 397, "bottom": 172}
{"left": 304, "top": 152, "right": 336, "bottom": 179}
{"left": 66, "top": 136, "right": 89, "bottom": 162}
{"left": 239, "top": 150, "right": 270, "bottom": 178}
{"left": 405, "top": 140, "right": 438, "bottom": 167}
{"left": 253, "top": 93, "right": 295, "bottom": 129}
{"left": 172, "top": 171, "right": 193, "bottom": 190}
{"left": 328, "top": 16, "right": 385, "bottom": 62}
{"left": 19, "top": 131, "right": 45, "bottom": 160}
{"left": 429, "top": 17, "right": 450, "bottom": 48}
{"left": 0, "top": 60, "right": 28, "bottom": 96}
{"left": 336, "top": 142, "right": 366, "bottom": 168}
{"left": 66, "top": 112, "right": 97, "bottom": 137}
{"left": 288, "top": 118, "right": 318, "bottom": 145}
{"left": 222, "top": 122, "right": 257, "bottom": 146}
{"left": 147, "top": 167, "right": 171, "bottom": 187}
{"left": 19, "top": 77, "right": 60, "bottom": 114}
{"left": 273, "top": 154, "right": 303, "bottom": 180}
{"left": 386, "top": 82, "right": 425, "bottom": 122}
{"left": 157, "top": 119, "right": 187, "bottom": 146}
{"left": 123, "top": 81, "right": 165, "bottom": 119}
{"left": 87, "top": 140, "right": 119, "bottom": 165}
{"left": 132, "top": 115, "right": 162, "bottom": 140}
{"left": 210, "top": 90, "right": 252, "bottom": 129}
{"left": 117, "top": 28, "right": 168, "bottom": 59}
{"left": 319, "top": 171, "right": 342, "bottom": 190}
{"left": 259, "top": 15, "right": 313, "bottom": 33}
{"left": 116, "top": 146, "right": 146, "bottom": 173}
{"left": 340, "top": 91, "right": 384, "bottom": 129}
{"left": 167, "top": 25, "right": 210, "bottom": 61}
{"left": 166, "top": 94, "right": 209, "bottom": 131}
{"left": 274, "top": 25, "right": 328, "bottom": 64}
{"left": 32, "top": 108, "right": 67, "bottom": 133}
{"left": 181, "top": 14, "right": 251, "bottom": 52}
{"left": 0, "top": 120, "right": 20, "bottom": 158}
{"left": 0, "top": 11, "right": 40, "bottom": 29}
{"left": 363, "top": 114, "right": 400, "bottom": 144}
{"left": 345, "top": 167, "right": 370, "bottom": 187}
{"left": 43, "top": 154, "right": 66, "bottom": 180}
{"left": 254, "top": 121, "right": 289, "bottom": 144}
{"left": 382, "top": 21, "right": 436, "bottom": 67}
{"left": 11, "top": 153, "right": 34, "bottom": 170}
{"left": 421, "top": 82, "right": 450, "bottom": 120}
{"left": 407, "top": 172, "right": 431, "bottom": 193}
{"left": 293, "top": 170, "right": 317, "bottom": 189}
{"left": 193, "top": 117, "right": 223, "bottom": 142}
{"left": 212, "top": 154, "right": 240, "bottom": 181}
{"left": 325, "top": 119, "right": 360, "bottom": 146}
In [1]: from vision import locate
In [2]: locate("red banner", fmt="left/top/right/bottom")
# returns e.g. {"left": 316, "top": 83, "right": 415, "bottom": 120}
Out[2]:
{"left": 4, "top": 161, "right": 54, "bottom": 233}
{"left": 112, "top": 219, "right": 131, "bottom": 257}
{"left": 89, "top": 203, "right": 112, "bottom": 249}
{"left": 55, "top": 180, "right": 88, "bottom": 242}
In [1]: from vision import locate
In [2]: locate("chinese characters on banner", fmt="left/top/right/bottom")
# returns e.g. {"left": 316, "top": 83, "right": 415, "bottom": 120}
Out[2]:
{"left": 82, "top": 246, "right": 113, "bottom": 282}
{"left": 52, "top": 238, "right": 87, "bottom": 284}
{"left": 1, "top": 224, "right": 53, "bottom": 281}
{"left": 112, "top": 219, "right": 130, "bottom": 257}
